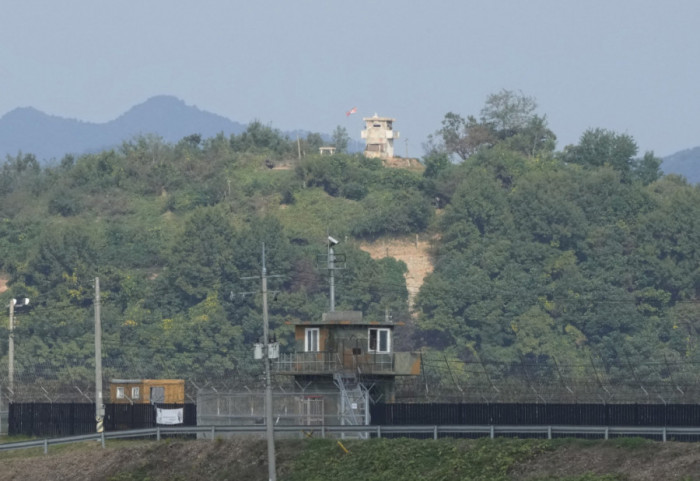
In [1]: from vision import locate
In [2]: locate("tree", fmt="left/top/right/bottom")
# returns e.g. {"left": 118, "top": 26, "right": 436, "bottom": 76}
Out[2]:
{"left": 502, "top": 115, "right": 557, "bottom": 157}
{"left": 562, "top": 128, "right": 638, "bottom": 181}
{"left": 437, "top": 112, "right": 495, "bottom": 161}
{"left": 351, "top": 189, "right": 433, "bottom": 238}
{"left": 510, "top": 306, "right": 586, "bottom": 363}
{"left": 184, "top": 133, "right": 202, "bottom": 146}
{"left": 439, "top": 167, "right": 513, "bottom": 248}
{"left": 509, "top": 169, "right": 588, "bottom": 250}
{"left": 0, "top": 152, "right": 42, "bottom": 196}
{"left": 434, "top": 90, "right": 545, "bottom": 161}
{"left": 633, "top": 151, "right": 663, "bottom": 185}
{"left": 331, "top": 125, "right": 350, "bottom": 153}
{"left": 230, "top": 120, "right": 293, "bottom": 157}
{"left": 303, "top": 132, "right": 324, "bottom": 156}
{"left": 159, "top": 206, "right": 239, "bottom": 308}
{"left": 480, "top": 89, "right": 538, "bottom": 137}
{"left": 422, "top": 151, "right": 451, "bottom": 179}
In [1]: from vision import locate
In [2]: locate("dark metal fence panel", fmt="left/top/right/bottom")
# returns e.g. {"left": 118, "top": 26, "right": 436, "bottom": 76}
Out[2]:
{"left": 666, "top": 404, "right": 700, "bottom": 426}
{"left": 458, "top": 403, "right": 489, "bottom": 424}
{"left": 8, "top": 403, "right": 88, "bottom": 437}
{"left": 606, "top": 404, "right": 637, "bottom": 426}
{"left": 9, "top": 403, "right": 196, "bottom": 437}
{"left": 370, "top": 403, "right": 700, "bottom": 427}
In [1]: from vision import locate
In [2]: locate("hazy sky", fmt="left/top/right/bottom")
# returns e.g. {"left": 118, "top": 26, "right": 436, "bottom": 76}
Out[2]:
{"left": 2, "top": 0, "right": 698, "bottom": 157}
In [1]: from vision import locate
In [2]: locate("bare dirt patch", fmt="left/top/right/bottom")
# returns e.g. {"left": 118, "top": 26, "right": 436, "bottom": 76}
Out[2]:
{"left": 382, "top": 157, "right": 424, "bottom": 171}
{"left": 510, "top": 440, "right": 700, "bottom": 481}
{"left": 358, "top": 237, "right": 434, "bottom": 308}
{"left": 0, "top": 438, "right": 303, "bottom": 481}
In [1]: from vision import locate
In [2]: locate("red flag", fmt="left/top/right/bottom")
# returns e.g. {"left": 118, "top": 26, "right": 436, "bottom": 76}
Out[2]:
{"left": 346, "top": 107, "right": 357, "bottom": 116}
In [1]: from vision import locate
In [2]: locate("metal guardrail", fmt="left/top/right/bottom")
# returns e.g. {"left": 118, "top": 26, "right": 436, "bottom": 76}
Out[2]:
{"left": 2, "top": 424, "right": 700, "bottom": 455}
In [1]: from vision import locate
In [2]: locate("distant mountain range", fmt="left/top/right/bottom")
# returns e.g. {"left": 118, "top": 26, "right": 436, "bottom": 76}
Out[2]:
{"left": 661, "top": 147, "right": 700, "bottom": 184}
{"left": 0, "top": 96, "right": 245, "bottom": 163}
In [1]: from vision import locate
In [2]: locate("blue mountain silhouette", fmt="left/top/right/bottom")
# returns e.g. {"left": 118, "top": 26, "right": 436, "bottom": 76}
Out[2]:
{"left": 0, "top": 96, "right": 247, "bottom": 163}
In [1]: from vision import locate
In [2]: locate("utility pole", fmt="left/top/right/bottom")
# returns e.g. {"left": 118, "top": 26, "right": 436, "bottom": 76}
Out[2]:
{"left": 261, "top": 244, "right": 276, "bottom": 481}
{"left": 322, "top": 236, "right": 344, "bottom": 313}
{"left": 95, "top": 278, "right": 104, "bottom": 434}
{"left": 328, "top": 243, "right": 336, "bottom": 312}
{"left": 8, "top": 297, "right": 29, "bottom": 395}
{"left": 242, "top": 244, "right": 282, "bottom": 481}
{"left": 8, "top": 300, "right": 14, "bottom": 395}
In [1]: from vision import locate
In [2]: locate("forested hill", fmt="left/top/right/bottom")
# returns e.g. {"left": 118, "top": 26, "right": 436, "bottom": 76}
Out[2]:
{"left": 0, "top": 90, "right": 699, "bottom": 392}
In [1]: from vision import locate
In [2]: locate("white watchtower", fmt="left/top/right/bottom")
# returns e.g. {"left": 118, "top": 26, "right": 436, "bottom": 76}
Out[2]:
{"left": 361, "top": 114, "right": 399, "bottom": 159}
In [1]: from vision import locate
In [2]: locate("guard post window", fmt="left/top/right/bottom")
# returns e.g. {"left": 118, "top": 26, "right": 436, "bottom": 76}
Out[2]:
{"left": 116, "top": 387, "right": 125, "bottom": 399}
{"left": 368, "top": 328, "right": 390, "bottom": 353}
{"left": 305, "top": 328, "right": 320, "bottom": 352}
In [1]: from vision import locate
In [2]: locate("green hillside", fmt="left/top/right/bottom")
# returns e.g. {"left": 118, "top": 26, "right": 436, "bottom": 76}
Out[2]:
{"left": 1, "top": 91, "right": 698, "bottom": 396}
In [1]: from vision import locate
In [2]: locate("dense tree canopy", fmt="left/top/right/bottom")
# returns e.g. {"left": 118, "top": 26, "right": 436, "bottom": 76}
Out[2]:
{"left": 0, "top": 90, "right": 695, "bottom": 390}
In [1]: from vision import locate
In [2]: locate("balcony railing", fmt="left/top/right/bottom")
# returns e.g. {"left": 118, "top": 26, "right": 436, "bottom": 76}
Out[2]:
{"left": 355, "top": 353, "right": 394, "bottom": 374}
{"left": 273, "top": 352, "right": 341, "bottom": 374}
{"left": 273, "top": 351, "right": 395, "bottom": 375}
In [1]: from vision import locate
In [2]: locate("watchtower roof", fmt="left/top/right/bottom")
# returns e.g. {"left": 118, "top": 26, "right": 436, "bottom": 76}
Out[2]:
{"left": 286, "top": 310, "right": 400, "bottom": 326}
{"left": 362, "top": 114, "right": 396, "bottom": 122}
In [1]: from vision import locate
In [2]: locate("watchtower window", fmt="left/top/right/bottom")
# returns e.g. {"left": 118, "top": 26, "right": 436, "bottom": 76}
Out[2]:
{"left": 368, "top": 328, "right": 390, "bottom": 353}
{"left": 305, "top": 328, "right": 320, "bottom": 352}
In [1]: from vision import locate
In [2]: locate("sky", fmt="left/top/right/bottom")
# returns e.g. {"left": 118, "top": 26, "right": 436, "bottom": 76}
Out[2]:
{"left": 1, "top": 0, "right": 698, "bottom": 158}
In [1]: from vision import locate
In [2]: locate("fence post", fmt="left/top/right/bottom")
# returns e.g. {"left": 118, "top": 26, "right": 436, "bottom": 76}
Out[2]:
{"left": 211, "top": 426, "right": 215, "bottom": 440}
{"left": 377, "top": 425, "right": 381, "bottom": 438}
{"left": 157, "top": 426, "right": 161, "bottom": 442}
{"left": 433, "top": 425, "right": 438, "bottom": 440}
{"left": 604, "top": 426, "right": 609, "bottom": 440}
{"left": 662, "top": 427, "right": 667, "bottom": 443}
{"left": 43, "top": 438, "right": 48, "bottom": 455}
{"left": 70, "top": 403, "right": 75, "bottom": 436}
{"left": 490, "top": 425, "right": 495, "bottom": 439}
{"left": 547, "top": 425, "right": 552, "bottom": 440}
{"left": 322, "top": 424, "right": 325, "bottom": 439}
{"left": 101, "top": 431, "right": 105, "bottom": 449}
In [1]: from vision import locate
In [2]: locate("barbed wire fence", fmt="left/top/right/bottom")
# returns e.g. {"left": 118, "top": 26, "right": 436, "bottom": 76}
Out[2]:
{"left": 395, "top": 352, "right": 700, "bottom": 404}
{"left": 4, "top": 350, "right": 700, "bottom": 405}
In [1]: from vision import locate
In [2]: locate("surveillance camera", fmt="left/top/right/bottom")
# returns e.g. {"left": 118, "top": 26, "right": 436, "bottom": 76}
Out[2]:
{"left": 328, "top": 236, "right": 339, "bottom": 246}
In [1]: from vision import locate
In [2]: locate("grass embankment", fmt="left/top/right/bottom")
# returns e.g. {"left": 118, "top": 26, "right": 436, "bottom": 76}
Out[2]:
{"left": 0, "top": 436, "right": 697, "bottom": 481}
{"left": 288, "top": 438, "right": 618, "bottom": 481}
